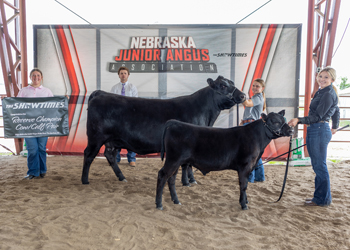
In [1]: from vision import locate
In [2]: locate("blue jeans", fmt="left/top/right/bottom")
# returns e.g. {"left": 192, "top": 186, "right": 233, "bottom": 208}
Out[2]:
{"left": 248, "top": 158, "right": 265, "bottom": 183}
{"left": 25, "top": 137, "right": 48, "bottom": 177}
{"left": 306, "top": 123, "right": 332, "bottom": 206}
{"left": 116, "top": 149, "right": 136, "bottom": 163}
{"left": 243, "top": 122, "right": 265, "bottom": 183}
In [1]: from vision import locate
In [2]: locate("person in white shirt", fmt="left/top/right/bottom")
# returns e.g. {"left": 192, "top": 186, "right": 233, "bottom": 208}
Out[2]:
{"left": 110, "top": 67, "right": 138, "bottom": 167}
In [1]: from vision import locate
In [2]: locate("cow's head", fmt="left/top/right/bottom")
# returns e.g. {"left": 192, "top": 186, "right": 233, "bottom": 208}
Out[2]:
{"left": 261, "top": 110, "right": 293, "bottom": 139}
{"left": 207, "top": 76, "right": 246, "bottom": 109}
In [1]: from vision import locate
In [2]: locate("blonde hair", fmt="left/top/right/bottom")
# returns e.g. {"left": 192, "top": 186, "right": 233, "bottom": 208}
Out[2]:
{"left": 253, "top": 78, "right": 266, "bottom": 111}
{"left": 318, "top": 66, "right": 339, "bottom": 100}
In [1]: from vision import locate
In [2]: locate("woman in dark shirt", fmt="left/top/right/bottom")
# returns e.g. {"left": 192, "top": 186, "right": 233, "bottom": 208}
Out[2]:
{"left": 288, "top": 66, "right": 340, "bottom": 207}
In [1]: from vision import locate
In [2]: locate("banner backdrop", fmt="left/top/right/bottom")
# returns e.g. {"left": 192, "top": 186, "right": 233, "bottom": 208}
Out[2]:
{"left": 34, "top": 24, "right": 301, "bottom": 158}
{"left": 2, "top": 96, "right": 69, "bottom": 138}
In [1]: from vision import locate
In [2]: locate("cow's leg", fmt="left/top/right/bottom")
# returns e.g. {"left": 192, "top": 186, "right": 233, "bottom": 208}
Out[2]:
{"left": 238, "top": 169, "right": 250, "bottom": 210}
{"left": 181, "top": 164, "right": 190, "bottom": 186}
{"left": 104, "top": 144, "right": 126, "bottom": 182}
{"left": 187, "top": 165, "right": 197, "bottom": 184}
{"left": 82, "top": 142, "right": 102, "bottom": 184}
{"left": 181, "top": 164, "right": 198, "bottom": 186}
{"left": 168, "top": 168, "right": 181, "bottom": 205}
{"left": 156, "top": 167, "right": 169, "bottom": 210}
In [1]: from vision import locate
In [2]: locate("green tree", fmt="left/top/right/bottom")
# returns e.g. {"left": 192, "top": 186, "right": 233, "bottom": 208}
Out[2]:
{"left": 338, "top": 76, "right": 350, "bottom": 90}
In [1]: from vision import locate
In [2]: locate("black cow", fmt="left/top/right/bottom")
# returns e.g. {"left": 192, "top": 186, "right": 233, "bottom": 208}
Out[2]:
{"left": 82, "top": 76, "right": 246, "bottom": 185}
{"left": 156, "top": 110, "right": 293, "bottom": 210}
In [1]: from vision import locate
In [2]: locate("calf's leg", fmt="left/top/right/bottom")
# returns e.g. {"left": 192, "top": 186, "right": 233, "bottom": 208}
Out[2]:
{"left": 238, "top": 169, "right": 250, "bottom": 210}
{"left": 168, "top": 169, "right": 181, "bottom": 205}
{"left": 104, "top": 145, "right": 126, "bottom": 182}
{"left": 156, "top": 167, "right": 169, "bottom": 210}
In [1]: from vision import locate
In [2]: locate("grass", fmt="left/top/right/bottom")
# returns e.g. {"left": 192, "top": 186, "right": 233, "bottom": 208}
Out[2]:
{"left": 266, "top": 161, "right": 286, "bottom": 165}
{"left": 265, "top": 158, "right": 345, "bottom": 165}
{"left": 340, "top": 120, "right": 350, "bottom": 127}
{"left": 0, "top": 152, "right": 15, "bottom": 156}
{"left": 328, "top": 159, "right": 343, "bottom": 163}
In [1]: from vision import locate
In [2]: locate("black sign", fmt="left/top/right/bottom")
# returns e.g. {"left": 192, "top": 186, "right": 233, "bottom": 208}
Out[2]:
{"left": 2, "top": 96, "right": 69, "bottom": 138}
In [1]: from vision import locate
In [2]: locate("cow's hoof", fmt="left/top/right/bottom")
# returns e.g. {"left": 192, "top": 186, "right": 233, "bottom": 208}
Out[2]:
{"left": 82, "top": 181, "right": 89, "bottom": 185}
{"left": 156, "top": 206, "right": 163, "bottom": 210}
{"left": 190, "top": 180, "right": 198, "bottom": 185}
{"left": 121, "top": 179, "right": 127, "bottom": 182}
{"left": 182, "top": 183, "right": 191, "bottom": 187}
{"left": 242, "top": 206, "right": 249, "bottom": 210}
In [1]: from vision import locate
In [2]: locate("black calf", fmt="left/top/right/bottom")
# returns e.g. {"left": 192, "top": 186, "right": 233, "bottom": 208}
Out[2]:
{"left": 156, "top": 110, "right": 293, "bottom": 210}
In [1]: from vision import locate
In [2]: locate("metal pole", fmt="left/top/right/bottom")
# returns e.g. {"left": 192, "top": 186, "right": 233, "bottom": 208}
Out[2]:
{"left": 304, "top": 0, "right": 315, "bottom": 143}
{"left": 20, "top": 0, "right": 28, "bottom": 87}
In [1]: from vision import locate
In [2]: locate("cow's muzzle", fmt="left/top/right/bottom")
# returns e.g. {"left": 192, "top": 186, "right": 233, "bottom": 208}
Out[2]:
{"left": 265, "top": 121, "right": 292, "bottom": 137}
{"left": 228, "top": 87, "right": 246, "bottom": 103}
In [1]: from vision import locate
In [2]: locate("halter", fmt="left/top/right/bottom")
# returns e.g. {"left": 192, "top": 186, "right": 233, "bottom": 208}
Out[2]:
{"left": 227, "top": 86, "right": 237, "bottom": 99}
{"left": 214, "top": 85, "right": 237, "bottom": 100}
{"left": 215, "top": 77, "right": 237, "bottom": 99}
{"left": 262, "top": 116, "right": 289, "bottom": 137}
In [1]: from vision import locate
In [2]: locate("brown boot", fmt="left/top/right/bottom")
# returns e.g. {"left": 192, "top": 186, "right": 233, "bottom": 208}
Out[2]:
{"left": 129, "top": 162, "right": 136, "bottom": 167}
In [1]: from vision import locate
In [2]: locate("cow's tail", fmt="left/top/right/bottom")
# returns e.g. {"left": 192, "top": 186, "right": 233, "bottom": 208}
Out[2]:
{"left": 161, "top": 120, "right": 176, "bottom": 161}
{"left": 160, "top": 124, "right": 168, "bottom": 162}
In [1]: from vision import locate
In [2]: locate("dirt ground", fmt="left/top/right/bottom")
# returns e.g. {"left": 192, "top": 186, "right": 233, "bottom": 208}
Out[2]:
{"left": 1, "top": 155, "right": 350, "bottom": 250}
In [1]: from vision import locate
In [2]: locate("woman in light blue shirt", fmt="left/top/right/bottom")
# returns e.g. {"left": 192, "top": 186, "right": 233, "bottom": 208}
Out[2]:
{"left": 240, "top": 79, "right": 266, "bottom": 183}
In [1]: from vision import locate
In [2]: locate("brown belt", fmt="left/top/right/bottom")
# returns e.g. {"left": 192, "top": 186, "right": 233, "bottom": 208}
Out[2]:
{"left": 242, "top": 119, "right": 255, "bottom": 124}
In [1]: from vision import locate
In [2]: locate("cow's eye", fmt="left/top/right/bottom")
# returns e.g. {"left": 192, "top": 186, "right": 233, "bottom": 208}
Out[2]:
{"left": 221, "top": 85, "right": 227, "bottom": 89}
{"left": 271, "top": 120, "right": 279, "bottom": 125}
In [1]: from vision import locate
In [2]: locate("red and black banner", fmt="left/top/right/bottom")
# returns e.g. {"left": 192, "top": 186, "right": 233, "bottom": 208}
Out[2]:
{"left": 34, "top": 24, "right": 301, "bottom": 158}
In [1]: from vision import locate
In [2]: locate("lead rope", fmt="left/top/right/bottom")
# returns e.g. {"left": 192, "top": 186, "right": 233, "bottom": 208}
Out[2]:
{"left": 272, "top": 135, "right": 292, "bottom": 203}
{"left": 271, "top": 124, "right": 349, "bottom": 203}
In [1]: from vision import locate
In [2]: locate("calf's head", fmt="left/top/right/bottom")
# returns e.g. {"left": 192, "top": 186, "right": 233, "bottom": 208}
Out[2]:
{"left": 261, "top": 110, "right": 293, "bottom": 139}
{"left": 207, "top": 76, "right": 246, "bottom": 107}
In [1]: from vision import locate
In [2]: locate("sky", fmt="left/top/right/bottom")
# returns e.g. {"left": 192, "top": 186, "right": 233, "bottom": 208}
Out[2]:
{"left": 2, "top": 0, "right": 350, "bottom": 92}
